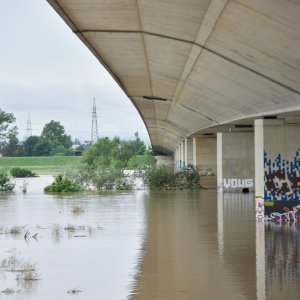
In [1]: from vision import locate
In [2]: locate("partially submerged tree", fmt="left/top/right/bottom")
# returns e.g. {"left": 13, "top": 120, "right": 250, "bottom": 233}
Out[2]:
{"left": 82, "top": 136, "right": 149, "bottom": 169}
{"left": 0, "top": 172, "right": 15, "bottom": 192}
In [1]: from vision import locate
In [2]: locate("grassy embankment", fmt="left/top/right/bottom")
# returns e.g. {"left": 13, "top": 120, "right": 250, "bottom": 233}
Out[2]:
{"left": 0, "top": 156, "right": 82, "bottom": 175}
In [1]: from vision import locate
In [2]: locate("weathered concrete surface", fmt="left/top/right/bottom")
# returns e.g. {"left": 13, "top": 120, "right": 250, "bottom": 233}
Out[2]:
{"left": 193, "top": 136, "right": 217, "bottom": 175}
{"left": 48, "top": 0, "right": 300, "bottom": 154}
{"left": 217, "top": 132, "right": 254, "bottom": 192}
{"left": 184, "top": 138, "right": 193, "bottom": 167}
{"left": 154, "top": 155, "right": 174, "bottom": 168}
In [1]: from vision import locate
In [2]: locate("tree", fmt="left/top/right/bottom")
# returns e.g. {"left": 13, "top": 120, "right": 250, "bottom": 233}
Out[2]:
{"left": 22, "top": 136, "right": 41, "bottom": 156}
{"left": 82, "top": 136, "right": 148, "bottom": 169}
{"left": 83, "top": 137, "right": 119, "bottom": 167}
{"left": 0, "top": 109, "right": 18, "bottom": 153}
{"left": 41, "top": 120, "right": 72, "bottom": 150}
{"left": 33, "top": 139, "right": 52, "bottom": 156}
{"left": 3, "top": 132, "right": 20, "bottom": 156}
{"left": 130, "top": 137, "right": 146, "bottom": 155}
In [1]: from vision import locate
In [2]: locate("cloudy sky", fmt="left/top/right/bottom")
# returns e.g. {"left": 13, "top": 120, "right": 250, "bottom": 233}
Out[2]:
{"left": 0, "top": 1, "right": 150, "bottom": 144}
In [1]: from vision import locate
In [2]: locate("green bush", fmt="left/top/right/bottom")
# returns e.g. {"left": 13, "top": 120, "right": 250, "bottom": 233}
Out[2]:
{"left": 174, "top": 166, "right": 202, "bottom": 189}
{"left": 10, "top": 167, "right": 37, "bottom": 178}
{"left": 44, "top": 174, "right": 83, "bottom": 192}
{"left": 91, "top": 168, "right": 134, "bottom": 191}
{"left": 142, "top": 165, "right": 176, "bottom": 190}
{"left": 0, "top": 172, "right": 15, "bottom": 191}
{"left": 142, "top": 165, "right": 202, "bottom": 190}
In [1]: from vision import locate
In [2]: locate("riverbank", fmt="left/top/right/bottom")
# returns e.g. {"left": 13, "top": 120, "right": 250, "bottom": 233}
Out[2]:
{"left": 0, "top": 156, "right": 82, "bottom": 175}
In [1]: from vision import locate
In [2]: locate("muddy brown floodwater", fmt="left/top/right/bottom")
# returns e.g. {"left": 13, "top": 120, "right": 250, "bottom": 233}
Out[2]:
{"left": 0, "top": 176, "right": 300, "bottom": 299}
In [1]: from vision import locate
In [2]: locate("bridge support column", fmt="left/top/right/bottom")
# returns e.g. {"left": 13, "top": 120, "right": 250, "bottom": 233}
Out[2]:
{"left": 180, "top": 141, "right": 185, "bottom": 169}
{"left": 184, "top": 138, "right": 193, "bottom": 167}
{"left": 217, "top": 132, "right": 254, "bottom": 192}
{"left": 255, "top": 119, "right": 300, "bottom": 221}
{"left": 174, "top": 145, "right": 181, "bottom": 170}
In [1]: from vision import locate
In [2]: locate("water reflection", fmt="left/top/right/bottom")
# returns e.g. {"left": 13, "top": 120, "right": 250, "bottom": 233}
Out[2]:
{"left": 265, "top": 222, "right": 300, "bottom": 299}
{"left": 132, "top": 190, "right": 256, "bottom": 299}
{"left": 133, "top": 191, "right": 300, "bottom": 300}
{"left": 1, "top": 176, "right": 300, "bottom": 299}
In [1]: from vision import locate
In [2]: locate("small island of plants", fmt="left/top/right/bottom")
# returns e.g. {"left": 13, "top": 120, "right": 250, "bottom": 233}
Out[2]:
{"left": 10, "top": 167, "right": 37, "bottom": 178}
{"left": 44, "top": 137, "right": 202, "bottom": 192}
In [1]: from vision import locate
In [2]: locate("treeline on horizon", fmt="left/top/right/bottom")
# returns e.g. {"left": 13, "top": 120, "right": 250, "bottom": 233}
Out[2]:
{"left": 0, "top": 108, "right": 149, "bottom": 157}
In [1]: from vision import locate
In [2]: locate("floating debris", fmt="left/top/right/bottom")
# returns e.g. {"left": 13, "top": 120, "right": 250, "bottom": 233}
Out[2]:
{"left": 67, "top": 288, "right": 83, "bottom": 294}
{"left": 71, "top": 206, "right": 85, "bottom": 215}
{"left": 1, "top": 288, "right": 15, "bottom": 294}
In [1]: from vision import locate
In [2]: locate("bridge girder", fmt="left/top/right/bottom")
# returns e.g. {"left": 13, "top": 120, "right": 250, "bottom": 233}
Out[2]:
{"left": 48, "top": 0, "right": 300, "bottom": 154}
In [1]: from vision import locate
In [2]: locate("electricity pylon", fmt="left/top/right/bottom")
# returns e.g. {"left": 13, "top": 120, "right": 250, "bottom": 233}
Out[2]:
{"left": 91, "top": 98, "right": 99, "bottom": 144}
{"left": 25, "top": 112, "right": 32, "bottom": 140}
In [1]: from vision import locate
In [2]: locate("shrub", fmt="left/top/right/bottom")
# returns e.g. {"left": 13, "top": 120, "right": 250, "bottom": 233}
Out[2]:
{"left": 10, "top": 167, "right": 37, "bottom": 178}
{"left": 0, "top": 172, "right": 15, "bottom": 191}
{"left": 175, "top": 166, "right": 202, "bottom": 189}
{"left": 91, "top": 168, "right": 134, "bottom": 191}
{"left": 142, "top": 165, "right": 176, "bottom": 190}
{"left": 142, "top": 165, "right": 202, "bottom": 190}
{"left": 44, "top": 174, "right": 83, "bottom": 192}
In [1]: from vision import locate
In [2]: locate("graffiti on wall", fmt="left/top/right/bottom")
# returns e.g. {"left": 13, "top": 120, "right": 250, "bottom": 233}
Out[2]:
{"left": 265, "top": 201, "right": 300, "bottom": 222}
{"left": 223, "top": 178, "right": 253, "bottom": 189}
{"left": 264, "top": 149, "right": 300, "bottom": 201}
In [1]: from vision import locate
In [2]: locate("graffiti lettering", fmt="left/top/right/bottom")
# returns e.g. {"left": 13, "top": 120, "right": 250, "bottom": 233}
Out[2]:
{"left": 265, "top": 204, "right": 300, "bottom": 222}
{"left": 223, "top": 178, "right": 253, "bottom": 189}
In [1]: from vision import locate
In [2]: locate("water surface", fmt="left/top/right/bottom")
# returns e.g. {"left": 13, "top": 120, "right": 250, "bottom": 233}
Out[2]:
{"left": 1, "top": 177, "right": 300, "bottom": 299}
{"left": 0, "top": 176, "right": 146, "bottom": 300}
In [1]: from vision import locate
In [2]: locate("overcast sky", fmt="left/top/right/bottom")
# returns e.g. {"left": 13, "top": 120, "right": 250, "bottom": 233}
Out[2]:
{"left": 0, "top": 1, "right": 150, "bottom": 144}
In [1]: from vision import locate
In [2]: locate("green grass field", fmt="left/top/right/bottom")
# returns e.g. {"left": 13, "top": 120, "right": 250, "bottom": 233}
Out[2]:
{"left": 0, "top": 156, "right": 82, "bottom": 175}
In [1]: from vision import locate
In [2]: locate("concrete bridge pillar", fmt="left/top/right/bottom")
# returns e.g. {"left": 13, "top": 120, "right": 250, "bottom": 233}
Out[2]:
{"left": 180, "top": 141, "right": 185, "bottom": 169}
{"left": 255, "top": 119, "right": 300, "bottom": 221}
{"left": 174, "top": 145, "right": 181, "bottom": 170}
{"left": 217, "top": 132, "right": 254, "bottom": 192}
{"left": 192, "top": 136, "right": 217, "bottom": 175}
{"left": 184, "top": 138, "right": 193, "bottom": 167}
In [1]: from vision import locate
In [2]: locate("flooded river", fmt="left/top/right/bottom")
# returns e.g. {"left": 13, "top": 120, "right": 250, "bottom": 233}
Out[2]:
{"left": 0, "top": 176, "right": 300, "bottom": 299}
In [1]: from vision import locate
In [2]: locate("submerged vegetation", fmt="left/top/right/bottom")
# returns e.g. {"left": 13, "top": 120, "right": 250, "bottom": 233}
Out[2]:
{"left": 1, "top": 256, "right": 39, "bottom": 282}
{"left": 44, "top": 137, "right": 202, "bottom": 192}
{"left": 0, "top": 172, "right": 15, "bottom": 191}
{"left": 44, "top": 174, "right": 83, "bottom": 193}
{"left": 44, "top": 136, "right": 154, "bottom": 192}
{"left": 72, "top": 206, "right": 85, "bottom": 215}
{"left": 142, "top": 165, "right": 202, "bottom": 190}
{"left": 10, "top": 167, "right": 37, "bottom": 178}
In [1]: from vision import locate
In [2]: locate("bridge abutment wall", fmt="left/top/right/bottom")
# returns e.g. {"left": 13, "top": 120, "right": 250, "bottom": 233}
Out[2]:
{"left": 217, "top": 132, "right": 255, "bottom": 192}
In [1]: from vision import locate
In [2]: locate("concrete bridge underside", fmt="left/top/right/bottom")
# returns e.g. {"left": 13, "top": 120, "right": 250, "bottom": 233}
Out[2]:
{"left": 48, "top": 0, "right": 300, "bottom": 155}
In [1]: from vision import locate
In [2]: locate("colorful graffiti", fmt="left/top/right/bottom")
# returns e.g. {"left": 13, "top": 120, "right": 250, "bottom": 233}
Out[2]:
{"left": 265, "top": 201, "right": 300, "bottom": 222}
{"left": 264, "top": 149, "right": 300, "bottom": 201}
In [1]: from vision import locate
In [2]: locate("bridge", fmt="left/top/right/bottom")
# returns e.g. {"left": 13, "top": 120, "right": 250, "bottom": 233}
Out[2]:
{"left": 48, "top": 0, "right": 300, "bottom": 219}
